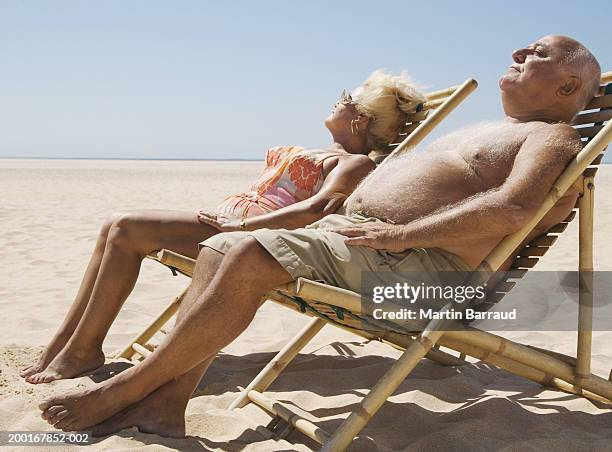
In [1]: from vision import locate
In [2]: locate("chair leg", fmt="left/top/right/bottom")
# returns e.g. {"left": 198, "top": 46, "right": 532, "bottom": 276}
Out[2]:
{"left": 113, "top": 287, "right": 186, "bottom": 360}
{"left": 577, "top": 177, "right": 594, "bottom": 378}
{"left": 230, "top": 317, "right": 326, "bottom": 410}
{"left": 321, "top": 316, "right": 447, "bottom": 451}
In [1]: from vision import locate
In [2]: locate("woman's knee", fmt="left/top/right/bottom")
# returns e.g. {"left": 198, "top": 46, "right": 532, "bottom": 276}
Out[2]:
{"left": 105, "top": 211, "right": 146, "bottom": 251}
{"left": 96, "top": 211, "right": 128, "bottom": 251}
{"left": 100, "top": 211, "right": 126, "bottom": 237}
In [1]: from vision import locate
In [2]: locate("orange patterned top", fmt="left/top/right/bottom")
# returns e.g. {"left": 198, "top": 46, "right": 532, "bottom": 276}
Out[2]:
{"left": 215, "top": 146, "right": 342, "bottom": 219}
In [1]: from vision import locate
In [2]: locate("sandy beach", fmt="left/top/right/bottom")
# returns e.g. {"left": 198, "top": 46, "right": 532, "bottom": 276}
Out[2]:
{"left": 1, "top": 158, "right": 612, "bottom": 451}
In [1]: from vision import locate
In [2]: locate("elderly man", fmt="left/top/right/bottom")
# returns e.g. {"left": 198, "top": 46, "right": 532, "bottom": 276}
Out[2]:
{"left": 40, "top": 35, "right": 601, "bottom": 436}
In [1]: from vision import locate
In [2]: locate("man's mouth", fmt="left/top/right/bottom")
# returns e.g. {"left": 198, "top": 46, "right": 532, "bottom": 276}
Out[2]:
{"left": 510, "top": 65, "right": 521, "bottom": 73}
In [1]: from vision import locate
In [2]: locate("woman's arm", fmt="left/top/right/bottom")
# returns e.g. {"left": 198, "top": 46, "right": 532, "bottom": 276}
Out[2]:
{"left": 200, "top": 154, "right": 375, "bottom": 232}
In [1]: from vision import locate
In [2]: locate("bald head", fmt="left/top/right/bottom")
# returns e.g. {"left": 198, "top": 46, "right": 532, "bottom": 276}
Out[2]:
{"left": 553, "top": 35, "right": 601, "bottom": 111}
{"left": 499, "top": 35, "right": 601, "bottom": 123}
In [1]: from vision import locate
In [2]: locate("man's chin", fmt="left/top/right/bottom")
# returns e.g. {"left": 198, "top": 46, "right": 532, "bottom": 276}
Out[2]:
{"left": 498, "top": 74, "right": 518, "bottom": 91}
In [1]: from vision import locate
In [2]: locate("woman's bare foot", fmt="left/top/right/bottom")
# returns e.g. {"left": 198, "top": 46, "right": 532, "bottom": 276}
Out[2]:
{"left": 20, "top": 334, "right": 71, "bottom": 379}
{"left": 26, "top": 346, "right": 105, "bottom": 384}
{"left": 19, "top": 334, "right": 76, "bottom": 378}
{"left": 89, "top": 384, "right": 187, "bottom": 438}
{"left": 39, "top": 381, "right": 136, "bottom": 431}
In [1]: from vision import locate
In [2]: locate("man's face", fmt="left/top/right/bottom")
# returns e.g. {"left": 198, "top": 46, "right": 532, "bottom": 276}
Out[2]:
{"left": 499, "top": 35, "right": 571, "bottom": 111}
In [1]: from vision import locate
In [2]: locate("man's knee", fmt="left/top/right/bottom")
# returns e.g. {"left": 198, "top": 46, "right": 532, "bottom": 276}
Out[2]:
{"left": 196, "top": 233, "right": 263, "bottom": 265}
{"left": 197, "top": 235, "right": 290, "bottom": 287}
{"left": 193, "top": 236, "right": 292, "bottom": 309}
{"left": 195, "top": 245, "right": 224, "bottom": 268}
{"left": 193, "top": 235, "right": 258, "bottom": 274}
{"left": 191, "top": 246, "right": 225, "bottom": 287}
{"left": 224, "top": 237, "right": 290, "bottom": 286}
{"left": 225, "top": 237, "right": 268, "bottom": 265}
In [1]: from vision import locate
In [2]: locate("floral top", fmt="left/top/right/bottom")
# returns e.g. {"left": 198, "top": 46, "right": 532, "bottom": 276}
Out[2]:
{"left": 216, "top": 146, "right": 342, "bottom": 219}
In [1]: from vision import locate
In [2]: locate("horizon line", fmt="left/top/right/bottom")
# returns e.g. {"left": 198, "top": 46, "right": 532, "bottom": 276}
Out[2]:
{"left": 1, "top": 156, "right": 611, "bottom": 164}
{"left": 0, "top": 156, "right": 264, "bottom": 162}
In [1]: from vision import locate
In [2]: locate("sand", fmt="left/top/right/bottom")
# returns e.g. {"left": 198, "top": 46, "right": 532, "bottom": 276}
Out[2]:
{"left": 1, "top": 158, "right": 611, "bottom": 451}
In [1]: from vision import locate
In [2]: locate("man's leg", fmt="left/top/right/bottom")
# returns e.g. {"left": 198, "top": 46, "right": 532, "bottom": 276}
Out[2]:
{"left": 40, "top": 237, "right": 293, "bottom": 431}
{"left": 27, "top": 210, "right": 218, "bottom": 384}
{"left": 61, "top": 249, "right": 226, "bottom": 437}
{"left": 83, "top": 359, "right": 213, "bottom": 437}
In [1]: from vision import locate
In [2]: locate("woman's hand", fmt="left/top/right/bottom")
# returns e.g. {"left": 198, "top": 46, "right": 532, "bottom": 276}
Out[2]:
{"left": 332, "top": 222, "right": 408, "bottom": 252}
{"left": 197, "top": 211, "right": 241, "bottom": 232}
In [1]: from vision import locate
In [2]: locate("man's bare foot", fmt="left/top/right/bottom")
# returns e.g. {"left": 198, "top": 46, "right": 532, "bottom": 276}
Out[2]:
{"left": 26, "top": 346, "right": 105, "bottom": 384}
{"left": 20, "top": 334, "right": 71, "bottom": 379}
{"left": 89, "top": 385, "right": 187, "bottom": 438}
{"left": 39, "top": 381, "right": 136, "bottom": 431}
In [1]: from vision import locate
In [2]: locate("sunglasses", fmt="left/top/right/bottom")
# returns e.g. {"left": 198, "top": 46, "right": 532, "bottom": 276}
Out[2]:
{"left": 338, "top": 89, "right": 353, "bottom": 105}
{"left": 333, "top": 89, "right": 356, "bottom": 111}
{"left": 334, "top": 89, "right": 375, "bottom": 120}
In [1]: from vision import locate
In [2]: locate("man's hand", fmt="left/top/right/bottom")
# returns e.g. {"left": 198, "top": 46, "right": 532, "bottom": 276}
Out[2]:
{"left": 197, "top": 210, "right": 241, "bottom": 232}
{"left": 332, "top": 222, "right": 408, "bottom": 252}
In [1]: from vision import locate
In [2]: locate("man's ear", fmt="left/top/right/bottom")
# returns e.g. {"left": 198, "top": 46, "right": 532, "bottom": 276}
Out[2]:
{"left": 558, "top": 76, "right": 582, "bottom": 97}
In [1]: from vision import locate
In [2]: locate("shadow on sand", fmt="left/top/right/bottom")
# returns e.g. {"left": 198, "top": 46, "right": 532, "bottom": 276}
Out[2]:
{"left": 84, "top": 340, "right": 612, "bottom": 450}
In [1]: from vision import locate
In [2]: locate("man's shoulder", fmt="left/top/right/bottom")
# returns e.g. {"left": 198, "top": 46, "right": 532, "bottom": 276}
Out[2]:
{"left": 524, "top": 121, "right": 582, "bottom": 155}
{"left": 526, "top": 121, "right": 581, "bottom": 141}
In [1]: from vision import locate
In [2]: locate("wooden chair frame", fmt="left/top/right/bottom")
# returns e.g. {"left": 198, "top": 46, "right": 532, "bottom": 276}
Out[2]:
{"left": 112, "top": 73, "right": 612, "bottom": 450}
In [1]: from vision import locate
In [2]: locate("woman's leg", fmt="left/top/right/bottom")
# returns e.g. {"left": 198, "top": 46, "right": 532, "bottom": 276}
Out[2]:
{"left": 21, "top": 213, "right": 124, "bottom": 378}
{"left": 26, "top": 210, "right": 218, "bottom": 384}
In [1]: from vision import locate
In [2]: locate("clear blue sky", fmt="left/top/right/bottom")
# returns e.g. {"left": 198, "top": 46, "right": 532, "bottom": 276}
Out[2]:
{"left": 1, "top": 1, "right": 610, "bottom": 160}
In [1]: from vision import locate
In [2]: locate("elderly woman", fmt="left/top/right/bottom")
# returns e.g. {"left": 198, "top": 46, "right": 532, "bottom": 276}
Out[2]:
{"left": 22, "top": 70, "right": 425, "bottom": 385}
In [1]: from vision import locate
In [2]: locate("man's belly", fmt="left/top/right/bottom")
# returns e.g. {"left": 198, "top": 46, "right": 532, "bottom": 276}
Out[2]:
{"left": 348, "top": 153, "right": 485, "bottom": 224}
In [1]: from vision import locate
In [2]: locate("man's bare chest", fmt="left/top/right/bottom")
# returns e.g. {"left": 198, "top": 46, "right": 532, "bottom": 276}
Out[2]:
{"left": 454, "top": 132, "right": 529, "bottom": 189}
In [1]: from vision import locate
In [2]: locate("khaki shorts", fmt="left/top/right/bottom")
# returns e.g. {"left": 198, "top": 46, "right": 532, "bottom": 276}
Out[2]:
{"left": 200, "top": 213, "right": 470, "bottom": 294}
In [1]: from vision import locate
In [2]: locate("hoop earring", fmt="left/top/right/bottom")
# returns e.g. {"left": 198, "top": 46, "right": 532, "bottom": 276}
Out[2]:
{"left": 350, "top": 119, "right": 359, "bottom": 135}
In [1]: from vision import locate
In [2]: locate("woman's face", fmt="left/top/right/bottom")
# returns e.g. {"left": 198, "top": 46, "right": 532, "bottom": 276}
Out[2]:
{"left": 324, "top": 89, "right": 361, "bottom": 136}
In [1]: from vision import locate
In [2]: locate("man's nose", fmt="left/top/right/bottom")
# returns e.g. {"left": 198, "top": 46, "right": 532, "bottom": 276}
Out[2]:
{"left": 512, "top": 49, "right": 527, "bottom": 63}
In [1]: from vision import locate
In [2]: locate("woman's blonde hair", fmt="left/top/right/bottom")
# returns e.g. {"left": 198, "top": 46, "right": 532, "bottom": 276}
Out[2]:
{"left": 353, "top": 69, "right": 426, "bottom": 155}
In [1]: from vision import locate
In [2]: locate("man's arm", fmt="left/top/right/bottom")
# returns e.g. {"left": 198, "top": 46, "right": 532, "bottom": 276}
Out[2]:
{"left": 335, "top": 124, "right": 582, "bottom": 252}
